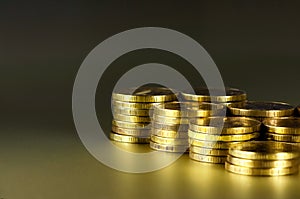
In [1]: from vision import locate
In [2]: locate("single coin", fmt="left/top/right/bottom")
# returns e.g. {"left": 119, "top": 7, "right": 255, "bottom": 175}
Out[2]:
{"left": 181, "top": 87, "right": 247, "bottom": 102}
{"left": 189, "top": 152, "right": 227, "bottom": 164}
{"left": 190, "top": 145, "right": 228, "bottom": 156}
{"left": 267, "top": 133, "right": 300, "bottom": 143}
{"left": 227, "top": 155, "right": 300, "bottom": 168}
{"left": 111, "top": 125, "right": 151, "bottom": 137}
{"left": 222, "top": 101, "right": 246, "bottom": 108}
{"left": 152, "top": 128, "right": 188, "bottom": 138}
{"left": 152, "top": 122, "right": 189, "bottom": 131}
{"left": 113, "top": 113, "right": 152, "bottom": 123}
{"left": 112, "top": 120, "right": 151, "bottom": 129}
{"left": 228, "top": 101, "right": 294, "bottom": 117}
{"left": 153, "top": 114, "right": 190, "bottom": 124}
{"left": 149, "top": 141, "right": 188, "bottom": 153}
{"left": 112, "top": 87, "right": 177, "bottom": 102}
{"left": 109, "top": 132, "right": 150, "bottom": 143}
{"left": 228, "top": 141, "right": 300, "bottom": 160}
{"left": 189, "top": 117, "right": 261, "bottom": 135}
{"left": 112, "top": 100, "right": 159, "bottom": 109}
{"left": 113, "top": 107, "right": 151, "bottom": 116}
{"left": 150, "top": 135, "right": 188, "bottom": 145}
{"left": 225, "top": 161, "right": 299, "bottom": 176}
{"left": 188, "top": 130, "right": 259, "bottom": 142}
{"left": 189, "top": 139, "right": 241, "bottom": 149}
{"left": 263, "top": 118, "right": 300, "bottom": 135}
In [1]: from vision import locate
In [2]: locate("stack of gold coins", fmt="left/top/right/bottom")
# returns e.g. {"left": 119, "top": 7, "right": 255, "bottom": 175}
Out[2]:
{"left": 226, "top": 141, "right": 300, "bottom": 176}
{"left": 188, "top": 117, "right": 261, "bottom": 164}
{"left": 181, "top": 87, "right": 247, "bottom": 108}
{"left": 263, "top": 118, "right": 300, "bottom": 146}
{"left": 110, "top": 86, "right": 178, "bottom": 144}
{"left": 150, "top": 102, "right": 226, "bottom": 152}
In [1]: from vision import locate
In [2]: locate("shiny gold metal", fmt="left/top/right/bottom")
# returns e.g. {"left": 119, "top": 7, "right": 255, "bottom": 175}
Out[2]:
{"left": 113, "top": 107, "right": 150, "bottom": 116}
{"left": 189, "top": 152, "right": 226, "bottom": 164}
{"left": 150, "top": 135, "right": 188, "bottom": 145}
{"left": 153, "top": 114, "right": 190, "bottom": 124}
{"left": 112, "top": 100, "right": 159, "bottom": 109}
{"left": 267, "top": 133, "right": 300, "bottom": 142}
{"left": 152, "top": 128, "right": 188, "bottom": 138}
{"left": 149, "top": 141, "right": 188, "bottom": 153}
{"left": 112, "top": 120, "right": 151, "bottom": 129}
{"left": 225, "top": 161, "right": 299, "bottom": 176}
{"left": 152, "top": 122, "right": 189, "bottom": 131}
{"left": 109, "top": 133, "right": 150, "bottom": 143}
{"left": 263, "top": 118, "right": 300, "bottom": 135}
{"left": 181, "top": 87, "right": 247, "bottom": 103}
{"left": 188, "top": 130, "right": 259, "bottom": 142}
{"left": 190, "top": 145, "right": 228, "bottom": 156}
{"left": 112, "top": 87, "right": 177, "bottom": 102}
{"left": 189, "top": 117, "right": 261, "bottom": 135}
{"left": 188, "top": 139, "right": 240, "bottom": 149}
{"left": 228, "top": 101, "right": 294, "bottom": 117}
{"left": 229, "top": 141, "right": 300, "bottom": 160}
{"left": 113, "top": 114, "right": 151, "bottom": 123}
{"left": 111, "top": 125, "right": 151, "bottom": 137}
{"left": 227, "top": 155, "right": 300, "bottom": 168}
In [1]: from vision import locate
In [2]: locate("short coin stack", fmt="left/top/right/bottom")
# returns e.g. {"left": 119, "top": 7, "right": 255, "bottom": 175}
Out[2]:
{"left": 110, "top": 86, "right": 177, "bottom": 144}
{"left": 188, "top": 117, "right": 261, "bottom": 164}
{"left": 150, "top": 102, "right": 226, "bottom": 152}
{"left": 263, "top": 118, "right": 300, "bottom": 146}
{"left": 181, "top": 87, "right": 247, "bottom": 108}
{"left": 226, "top": 141, "right": 300, "bottom": 176}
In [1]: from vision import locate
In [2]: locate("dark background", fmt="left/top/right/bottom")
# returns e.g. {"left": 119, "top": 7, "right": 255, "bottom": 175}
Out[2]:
{"left": 1, "top": 1, "right": 300, "bottom": 199}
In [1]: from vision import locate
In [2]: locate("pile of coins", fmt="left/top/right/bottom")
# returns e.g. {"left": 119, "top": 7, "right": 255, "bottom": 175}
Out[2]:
{"left": 181, "top": 87, "right": 247, "bottom": 108}
{"left": 263, "top": 118, "right": 300, "bottom": 146}
{"left": 110, "top": 87, "right": 177, "bottom": 144}
{"left": 226, "top": 141, "right": 300, "bottom": 176}
{"left": 150, "top": 102, "right": 226, "bottom": 153}
{"left": 188, "top": 117, "right": 261, "bottom": 164}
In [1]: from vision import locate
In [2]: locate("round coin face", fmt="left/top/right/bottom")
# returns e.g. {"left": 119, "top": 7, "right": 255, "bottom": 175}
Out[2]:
{"left": 112, "top": 86, "right": 178, "bottom": 102}
{"left": 228, "top": 101, "right": 294, "bottom": 117}
{"left": 263, "top": 118, "right": 300, "bottom": 135}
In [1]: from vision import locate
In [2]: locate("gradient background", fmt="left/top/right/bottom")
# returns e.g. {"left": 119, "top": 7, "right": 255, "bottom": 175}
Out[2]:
{"left": 1, "top": 1, "right": 300, "bottom": 199}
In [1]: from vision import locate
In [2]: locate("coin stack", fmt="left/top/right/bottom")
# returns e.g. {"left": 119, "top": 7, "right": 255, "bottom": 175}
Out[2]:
{"left": 181, "top": 87, "right": 247, "bottom": 108}
{"left": 263, "top": 118, "right": 300, "bottom": 146}
{"left": 188, "top": 117, "right": 261, "bottom": 164}
{"left": 110, "top": 86, "right": 178, "bottom": 144}
{"left": 150, "top": 102, "right": 226, "bottom": 153}
{"left": 226, "top": 141, "right": 300, "bottom": 176}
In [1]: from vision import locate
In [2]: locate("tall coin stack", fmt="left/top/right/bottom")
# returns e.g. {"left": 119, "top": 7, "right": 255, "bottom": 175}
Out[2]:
{"left": 110, "top": 86, "right": 178, "bottom": 144}
{"left": 150, "top": 102, "right": 226, "bottom": 153}
{"left": 181, "top": 87, "right": 247, "bottom": 108}
{"left": 188, "top": 117, "right": 261, "bottom": 164}
{"left": 263, "top": 118, "right": 300, "bottom": 146}
{"left": 226, "top": 141, "right": 300, "bottom": 176}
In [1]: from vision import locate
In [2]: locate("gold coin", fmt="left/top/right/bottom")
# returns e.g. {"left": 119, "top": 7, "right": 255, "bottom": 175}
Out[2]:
{"left": 263, "top": 118, "right": 300, "bottom": 135}
{"left": 225, "top": 161, "right": 299, "bottom": 176}
{"left": 113, "top": 107, "right": 151, "bottom": 116}
{"left": 112, "top": 120, "right": 151, "bottom": 129}
{"left": 152, "top": 122, "right": 189, "bottom": 131}
{"left": 188, "top": 130, "right": 259, "bottom": 142}
{"left": 152, "top": 128, "right": 188, "bottom": 138}
{"left": 189, "top": 152, "right": 226, "bottom": 164}
{"left": 267, "top": 133, "right": 300, "bottom": 142}
{"left": 153, "top": 114, "right": 190, "bottom": 124}
{"left": 228, "top": 101, "right": 294, "bottom": 117}
{"left": 190, "top": 145, "right": 228, "bottom": 156}
{"left": 113, "top": 113, "right": 151, "bottom": 123}
{"left": 111, "top": 125, "right": 151, "bottom": 137}
{"left": 229, "top": 141, "right": 300, "bottom": 160}
{"left": 109, "top": 132, "right": 150, "bottom": 143}
{"left": 189, "top": 139, "right": 241, "bottom": 149}
{"left": 181, "top": 87, "right": 247, "bottom": 103}
{"left": 112, "top": 87, "right": 177, "bottom": 102}
{"left": 112, "top": 100, "right": 159, "bottom": 109}
{"left": 227, "top": 155, "right": 300, "bottom": 168}
{"left": 150, "top": 135, "right": 188, "bottom": 145}
{"left": 189, "top": 117, "right": 261, "bottom": 135}
{"left": 149, "top": 141, "right": 188, "bottom": 153}
{"left": 222, "top": 101, "right": 246, "bottom": 108}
